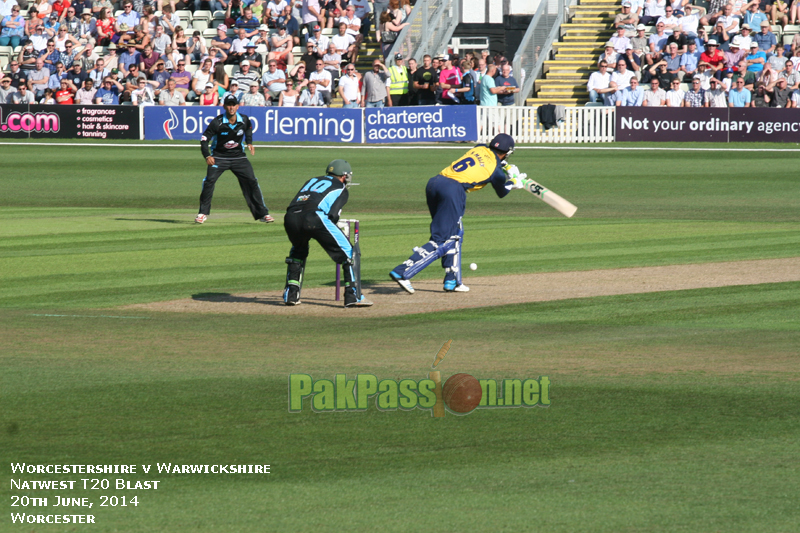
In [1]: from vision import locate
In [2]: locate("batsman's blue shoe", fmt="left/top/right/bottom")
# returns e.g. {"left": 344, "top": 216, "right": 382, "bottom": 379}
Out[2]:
{"left": 444, "top": 280, "right": 469, "bottom": 292}
{"left": 390, "top": 271, "right": 414, "bottom": 294}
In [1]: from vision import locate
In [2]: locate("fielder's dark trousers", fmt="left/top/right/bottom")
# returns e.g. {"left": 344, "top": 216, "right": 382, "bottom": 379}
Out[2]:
{"left": 198, "top": 157, "right": 269, "bottom": 219}
{"left": 284, "top": 209, "right": 356, "bottom": 292}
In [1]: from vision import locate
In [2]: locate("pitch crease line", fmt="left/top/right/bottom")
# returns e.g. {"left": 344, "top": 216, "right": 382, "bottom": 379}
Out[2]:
{"left": 31, "top": 314, "right": 152, "bottom": 319}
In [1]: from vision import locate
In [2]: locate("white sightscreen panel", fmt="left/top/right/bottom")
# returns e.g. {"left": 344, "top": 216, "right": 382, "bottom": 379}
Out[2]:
{"left": 509, "top": 0, "right": 541, "bottom": 14}
{"left": 461, "top": 0, "right": 487, "bottom": 22}
{"left": 489, "top": 0, "right": 503, "bottom": 23}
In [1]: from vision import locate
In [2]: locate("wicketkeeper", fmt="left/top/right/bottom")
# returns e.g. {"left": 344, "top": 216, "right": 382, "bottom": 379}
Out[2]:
{"left": 283, "top": 160, "right": 372, "bottom": 308}
{"left": 390, "top": 133, "right": 525, "bottom": 293}
{"left": 196, "top": 94, "right": 273, "bottom": 224}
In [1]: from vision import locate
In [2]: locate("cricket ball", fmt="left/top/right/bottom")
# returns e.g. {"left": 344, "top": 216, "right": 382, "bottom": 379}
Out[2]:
{"left": 443, "top": 373, "right": 482, "bottom": 414}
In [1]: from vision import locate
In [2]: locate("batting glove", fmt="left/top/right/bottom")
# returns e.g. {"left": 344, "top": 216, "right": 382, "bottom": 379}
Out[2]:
{"left": 503, "top": 163, "right": 521, "bottom": 180}
{"left": 506, "top": 176, "right": 524, "bottom": 190}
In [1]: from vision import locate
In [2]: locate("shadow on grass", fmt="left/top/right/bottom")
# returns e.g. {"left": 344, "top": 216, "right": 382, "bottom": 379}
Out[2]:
{"left": 191, "top": 292, "right": 341, "bottom": 309}
{"left": 368, "top": 284, "right": 440, "bottom": 295}
{"left": 114, "top": 218, "right": 189, "bottom": 224}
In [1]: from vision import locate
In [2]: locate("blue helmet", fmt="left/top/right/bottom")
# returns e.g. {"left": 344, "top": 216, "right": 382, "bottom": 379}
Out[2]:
{"left": 489, "top": 133, "right": 515, "bottom": 155}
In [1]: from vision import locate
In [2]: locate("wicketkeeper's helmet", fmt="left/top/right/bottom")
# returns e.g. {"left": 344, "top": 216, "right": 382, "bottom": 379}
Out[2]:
{"left": 489, "top": 133, "right": 515, "bottom": 155}
{"left": 326, "top": 159, "right": 353, "bottom": 184}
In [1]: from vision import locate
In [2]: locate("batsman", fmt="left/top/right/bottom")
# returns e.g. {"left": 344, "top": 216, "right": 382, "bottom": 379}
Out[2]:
{"left": 283, "top": 160, "right": 373, "bottom": 308}
{"left": 390, "top": 133, "right": 525, "bottom": 294}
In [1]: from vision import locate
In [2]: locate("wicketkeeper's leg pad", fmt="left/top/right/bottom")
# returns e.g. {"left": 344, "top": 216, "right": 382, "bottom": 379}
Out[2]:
{"left": 341, "top": 258, "right": 361, "bottom": 299}
{"left": 284, "top": 257, "right": 306, "bottom": 303}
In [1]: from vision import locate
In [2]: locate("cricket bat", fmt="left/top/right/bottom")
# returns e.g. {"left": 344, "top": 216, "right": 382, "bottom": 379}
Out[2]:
{"left": 522, "top": 178, "right": 578, "bottom": 218}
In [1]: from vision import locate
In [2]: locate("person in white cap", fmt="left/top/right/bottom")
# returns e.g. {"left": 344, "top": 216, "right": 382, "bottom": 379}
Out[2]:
{"left": 754, "top": 20, "right": 777, "bottom": 55}
{"left": 700, "top": 38, "right": 725, "bottom": 76}
{"left": 232, "top": 59, "right": 260, "bottom": 91}
{"left": 738, "top": 23, "right": 754, "bottom": 50}
{"left": 630, "top": 24, "right": 649, "bottom": 56}
{"left": 222, "top": 79, "right": 243, "bottom": 102}
{"left": 615, "top": 2, "right": 639, "bottom": 33}
{"left": 621, "top": 43, "right": 643, "bottom": 78}
{"left": 724, "top": 36, "right": 746, "bottom": 70}
{"left": 252, "top": 24, "right": 272, "bottom": 49}
{"left": 599, "top": 42, "right": 619, "bottom": 66}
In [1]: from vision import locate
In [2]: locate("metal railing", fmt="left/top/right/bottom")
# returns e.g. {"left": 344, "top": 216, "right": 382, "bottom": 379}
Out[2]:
{"left": 477, "top": 106, "right": 616, "bottom": 143}
{"left": 513, "top": 0, "right": 575, "bottom": 106}
{"left": 386, "top": 0, "right": 459, "bottom": 66}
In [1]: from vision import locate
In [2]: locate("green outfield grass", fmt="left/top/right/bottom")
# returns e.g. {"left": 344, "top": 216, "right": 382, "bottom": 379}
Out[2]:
{"left": 1, "top": 143, "right": 799, "bottom": 532}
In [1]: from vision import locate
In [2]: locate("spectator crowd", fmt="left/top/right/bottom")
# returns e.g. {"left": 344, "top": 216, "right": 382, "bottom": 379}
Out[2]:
{"left": 0, "top": 0, "right": 523, "bottom": 108}
{"left": 587, "top": 0, "right": 800, "bottom": 107}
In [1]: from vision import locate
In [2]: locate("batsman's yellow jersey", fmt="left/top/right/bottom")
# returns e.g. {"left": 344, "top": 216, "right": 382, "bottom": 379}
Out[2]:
{"left": 440, "top": 146, "right": 504, "bottom": 193}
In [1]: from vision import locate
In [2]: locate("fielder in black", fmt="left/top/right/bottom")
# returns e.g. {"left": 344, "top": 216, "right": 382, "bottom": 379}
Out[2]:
{"left": 196, "top": 94, "right": 273, "bottom": 224}
{"left": 283, "top": 159, "right": 372, "bottom": 308}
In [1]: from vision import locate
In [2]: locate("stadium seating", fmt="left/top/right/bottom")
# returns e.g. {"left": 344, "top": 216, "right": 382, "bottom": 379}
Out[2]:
{"left": 176, "top": 10, "right": 192, "bottom": 28}
{"left": 0, "top": 3, "right": 402, "bottom": 109}
{"left": 532, "top": 0, "right": 800, "bottom": 106}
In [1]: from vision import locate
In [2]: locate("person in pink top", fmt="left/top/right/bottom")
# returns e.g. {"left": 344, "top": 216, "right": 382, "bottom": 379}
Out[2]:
{"left": 437, "top": 54, "right": 462, "bottom": 104}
